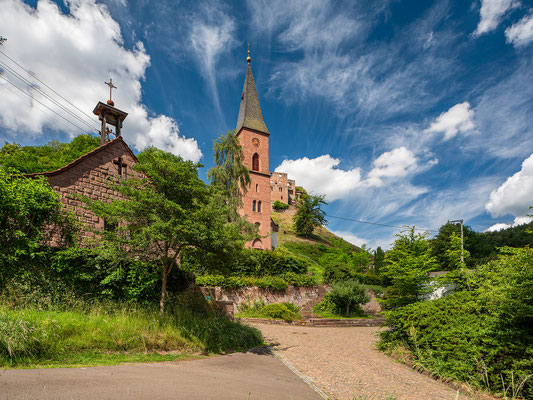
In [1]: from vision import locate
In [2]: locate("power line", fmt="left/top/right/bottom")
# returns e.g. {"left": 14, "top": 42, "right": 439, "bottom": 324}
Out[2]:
{"left": 0, "top": 50, "right": 99, "bottom": 125}
{"left": 0, "top": 59, "right": 100, "bottom": 133}
{"left": 0, "top": 74, "right": 93, "bottom": 134}
{"left": 0, "top": 76, "right": 86, "bottom": 134}
{"left": 327, "top": 214, "right": 439, "bottom": 232}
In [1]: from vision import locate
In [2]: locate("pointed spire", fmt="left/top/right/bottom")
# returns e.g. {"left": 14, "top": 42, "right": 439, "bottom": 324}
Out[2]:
{"left": 236, "top": 49, "right": 269, "bottom": 135}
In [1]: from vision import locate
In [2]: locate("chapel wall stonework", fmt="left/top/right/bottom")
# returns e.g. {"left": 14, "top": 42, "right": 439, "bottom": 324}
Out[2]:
{"left": 31, "top": 138, "right": 140, "bottom": 243}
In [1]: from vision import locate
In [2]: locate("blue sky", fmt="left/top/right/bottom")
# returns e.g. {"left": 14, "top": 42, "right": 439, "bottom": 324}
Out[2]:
{"left": 1, "top": 0, "right": 533, "bottom": 249}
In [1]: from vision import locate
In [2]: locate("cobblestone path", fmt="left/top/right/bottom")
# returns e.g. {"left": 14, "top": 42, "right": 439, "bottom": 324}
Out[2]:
{"left": 252, "top": 323, "right": 467, "bottom": 400}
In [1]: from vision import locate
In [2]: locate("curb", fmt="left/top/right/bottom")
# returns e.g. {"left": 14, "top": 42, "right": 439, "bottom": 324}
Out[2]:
{"left": 272, "top": 348, "right": 331, "bottom": 400}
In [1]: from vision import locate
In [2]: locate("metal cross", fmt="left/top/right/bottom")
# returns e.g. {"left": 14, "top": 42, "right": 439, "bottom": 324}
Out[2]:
{"left": 104, "top": 78, "right": 117, "bottom": 101}
{"left": 0, "top": 37, "right": 7, "bottom": 46}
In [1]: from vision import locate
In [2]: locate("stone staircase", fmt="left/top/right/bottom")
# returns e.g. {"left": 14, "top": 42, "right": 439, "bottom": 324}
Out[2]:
{"left": 299, "top": 284, "right": 330, "bottom": 320}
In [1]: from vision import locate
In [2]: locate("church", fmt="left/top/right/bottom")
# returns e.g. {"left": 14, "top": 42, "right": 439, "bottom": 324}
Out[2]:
{"left": 31, "top": 53, "right": 297, "bottom": 250}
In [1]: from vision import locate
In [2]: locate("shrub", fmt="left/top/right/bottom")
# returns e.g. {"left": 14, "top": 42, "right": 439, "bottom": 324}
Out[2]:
{"left": 379, "top": 248, "right": 533, "bottom": 398}
{"left": 323, "top": 262, "right": 352, "bottom": 283}
{"left": 328, "top": 280, "right": 369, "bottom": 316}
{"left": 262, "top": 303, "right": 301, "bottom": 322}
{"left": 195, "top": 274, "right": 316, "bottom": 290}
{"left": 272, "top": 200, "right": 290, "bottom": 210}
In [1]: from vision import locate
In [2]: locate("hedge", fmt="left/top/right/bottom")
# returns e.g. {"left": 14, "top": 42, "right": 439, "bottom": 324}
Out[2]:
{"left": 196, "top": 273, "right": 317, "bottom": 290}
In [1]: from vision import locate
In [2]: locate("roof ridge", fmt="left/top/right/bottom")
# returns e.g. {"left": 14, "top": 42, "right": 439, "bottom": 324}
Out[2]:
{"left": 24, "top": 137, "right": 137, "bottom": 177}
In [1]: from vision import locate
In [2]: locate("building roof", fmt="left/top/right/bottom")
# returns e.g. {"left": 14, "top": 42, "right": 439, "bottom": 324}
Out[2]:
{"left": 236, "top": 62, "right": 269, "bottom": 135}
{"left": 24, "top": 136, "right": 137, "bottom": 178}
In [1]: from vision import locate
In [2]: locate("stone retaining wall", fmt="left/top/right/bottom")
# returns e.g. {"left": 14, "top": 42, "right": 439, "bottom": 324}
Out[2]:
{"left": 200, "top": 285, "right": 331, "bottom": 314}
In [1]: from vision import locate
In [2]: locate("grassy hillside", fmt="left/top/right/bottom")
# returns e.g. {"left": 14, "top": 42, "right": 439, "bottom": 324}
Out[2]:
{"left": 271, "top": 210, "right": 364, "bottom": 279}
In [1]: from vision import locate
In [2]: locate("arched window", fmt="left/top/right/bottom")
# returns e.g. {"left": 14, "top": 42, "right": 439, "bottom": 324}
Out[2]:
{"left": 252, "top": 239, "right": 263, "bottom": 249}
{"left": 256, "top": 184, "right": 258, "bottom": 192}
{"left": 252, "top": 200, "right": 256, "bottom": 212}
{"left": 252, "top": 153, "right": 259, "bottom": 171}
{"left": 258, "top": 201, "right": 262, "bottom": 213}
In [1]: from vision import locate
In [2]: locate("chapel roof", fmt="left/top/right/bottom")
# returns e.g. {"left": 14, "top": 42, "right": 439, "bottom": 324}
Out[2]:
{"left": 236, "top": 60, "right": 269, "bottom": 135}
{"left": 24, "top": 136, "right": 137, "bottom": 178}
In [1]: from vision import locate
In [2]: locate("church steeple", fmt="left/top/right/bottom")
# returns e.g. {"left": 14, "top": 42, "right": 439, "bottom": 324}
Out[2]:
{"left": 236, "top": 50, "right": 269, "bottom": 135}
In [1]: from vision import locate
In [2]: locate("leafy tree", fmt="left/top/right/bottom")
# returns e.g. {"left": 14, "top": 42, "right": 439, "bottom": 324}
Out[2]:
{"left": 293, "top": 193, "right": 327, "bottom": 237}
{"left": 81, "top": 147, "right": 247, "bottom": 313}
{"left": 374, "top": 246, "right": 385, "bottom": 272}
{"left": 207, "top": 130, "right": 250, "bottom": 222}
{"left": 328, "top": 279, "right": 369, "bottom": 316}
{"left": 0, "top": 168, "right": 75, "bottom": 281}
{"left": 382, "top": 227, "right": 438, "bottom": 309}
{"left": 0, "top": 134, "right": 100, "bottom": 173}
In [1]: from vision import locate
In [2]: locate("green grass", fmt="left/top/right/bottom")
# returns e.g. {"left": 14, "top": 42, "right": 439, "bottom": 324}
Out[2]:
{"left": 0, "top": 299, "right": 263, "bottom": 368}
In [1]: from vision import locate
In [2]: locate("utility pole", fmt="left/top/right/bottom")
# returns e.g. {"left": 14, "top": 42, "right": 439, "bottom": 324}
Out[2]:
{"left": 450, "top": 219, "right": 464, "bottom": 264}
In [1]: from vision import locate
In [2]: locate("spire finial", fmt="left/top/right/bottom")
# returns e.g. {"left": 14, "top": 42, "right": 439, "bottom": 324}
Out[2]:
{"left": 247, "top": 43, "right": 251, "bottom": 63}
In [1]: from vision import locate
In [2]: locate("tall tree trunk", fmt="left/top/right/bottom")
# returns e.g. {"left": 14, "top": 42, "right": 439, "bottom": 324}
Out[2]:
{"left": 160, "top": 264, "right": 168, "bottom": 314}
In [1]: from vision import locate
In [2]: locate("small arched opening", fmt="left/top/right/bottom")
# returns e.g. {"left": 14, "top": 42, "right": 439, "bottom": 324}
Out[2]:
{"left": 252, "top": 200, "right": 257, "bottom": 212}
{"left": 257, "top": 201, "right": 262, "bottom": 213}
{"left": 252, "top": 238, "right": 263, "bottom": 249}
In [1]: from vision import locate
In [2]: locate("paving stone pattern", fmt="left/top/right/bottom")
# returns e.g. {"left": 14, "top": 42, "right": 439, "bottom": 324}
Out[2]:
{"left": 252, "top": 323, "right": 467, "bottom": 400}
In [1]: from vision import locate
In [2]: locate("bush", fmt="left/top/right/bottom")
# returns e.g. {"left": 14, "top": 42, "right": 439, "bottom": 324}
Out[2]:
{"left": 379, "top": 248, "right": 533, "bottom": 398}
{"left": 328, "top": 280, "right": 369, "bottom": 317}
{"left": 195, "top": 274, "right": 317, "bottom": 290}
{"left": 262, "top": 303, "right": 301, "bottom": 322}
{"left": 272, "top": 200, "right": 290, "bottom": 210}
{"left": 323, "top": 262, "right": 352, "bottom": 283}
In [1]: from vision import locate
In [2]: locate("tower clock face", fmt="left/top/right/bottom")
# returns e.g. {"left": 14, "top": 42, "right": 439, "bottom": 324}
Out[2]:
{"left": 252, "top": 138, "right": 260, "bottom": 147}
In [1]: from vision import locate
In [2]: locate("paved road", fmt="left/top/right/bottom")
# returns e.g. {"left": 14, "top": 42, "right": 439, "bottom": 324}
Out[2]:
{"left": 0, "top": 349, "right": 322, "bottom": 400}
{"left": 253, "top": 323, "right": 466, "bottom": 400}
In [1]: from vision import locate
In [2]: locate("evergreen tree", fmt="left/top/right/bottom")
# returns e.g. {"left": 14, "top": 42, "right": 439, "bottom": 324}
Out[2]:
{"left": 374, "top": 246, "right": 385, "bottom": 272}
{"left": 293, "top": 193, "right": 327, "bottom": 237}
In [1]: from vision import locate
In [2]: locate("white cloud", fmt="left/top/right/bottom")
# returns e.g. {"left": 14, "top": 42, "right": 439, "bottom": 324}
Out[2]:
{"left": 505, "top": 12, "right": 533, "bottom": 46}
{"left": 275, "top": 155, "right": 362, "bottom": 201}
{"left": 424, "top": 102, "right": 475, "bottom": 140}
{"left": 367, "top": 147, "right": 419, "bottom": 187}
{"left": 329, "top": 230, "right": 368, "bottom": 248}
{"left": 486, "top": 216, "right": 533, "bottom": 231}
{"left": 189, "top": 5, "right": 237, "bottom": 117}
{"left": 486, "top": 152, "right": 533, "bottom": 217}
{"left": 0, "top": 0, "right": 202, "bottom": 162}
{"left": 474, "top": 0, "right": 519, "bottom": 36}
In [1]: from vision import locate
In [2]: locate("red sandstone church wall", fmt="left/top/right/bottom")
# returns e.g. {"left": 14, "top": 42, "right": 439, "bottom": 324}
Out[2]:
{"left": 44, "top": 140, "right": 139, "bottom": 241}
{"left": 238, "top": 128, "right": 271, "bottom": 249}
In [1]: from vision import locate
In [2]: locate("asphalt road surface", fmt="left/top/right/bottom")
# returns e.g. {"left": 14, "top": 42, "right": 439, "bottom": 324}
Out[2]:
{"left": 0, "top": 349, "right": 322, "bottom": 400}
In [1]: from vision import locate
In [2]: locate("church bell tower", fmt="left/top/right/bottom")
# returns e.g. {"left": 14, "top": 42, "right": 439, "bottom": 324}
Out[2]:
{"left": 236, "top": 49, "right": 272, "bottom": 250}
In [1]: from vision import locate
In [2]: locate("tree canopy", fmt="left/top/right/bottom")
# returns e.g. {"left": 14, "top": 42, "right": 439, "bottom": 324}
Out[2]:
{"left": 0, "top": 134, "right": 100, "bottom": 173}
{"left": 293, "top": 193, "right": 327, "bottom": 237}
{"left": 81, "top": 147, "right": 248, "bottom": 313}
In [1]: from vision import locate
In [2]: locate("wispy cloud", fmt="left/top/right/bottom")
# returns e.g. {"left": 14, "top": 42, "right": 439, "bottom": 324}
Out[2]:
{"left": 505, "top": 11, "right": 533, "bottom": 46}
{"left": 474, "top": 0, "right": 520, "bottom": 36}
{"left": 189, "top": 3, "right": 237, "bottom": 121}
